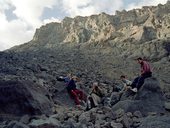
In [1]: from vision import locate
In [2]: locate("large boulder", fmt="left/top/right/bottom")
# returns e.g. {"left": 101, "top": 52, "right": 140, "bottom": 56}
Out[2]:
{"left": 112, "top": 77, "right": 165, "bottom": 116}
{"left": 139, "top": 116, "right": 170, "bottom": 128}
{"left": 0, "top": 80, "right": 54, "bottom": 116}
{"left": 29, "top": 116, "right": 61, "bottom": 128}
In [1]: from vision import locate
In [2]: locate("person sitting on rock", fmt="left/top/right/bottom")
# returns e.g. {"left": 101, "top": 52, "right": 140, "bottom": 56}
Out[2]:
{"left": 87, "top": 82, "right": 104, "bottom": 109}
{"left": 120, "top": 75, "right": 132, "bottom": 92}
{"left": 112, "top": 75, "right": 135, "bottom": 101}
{"left": 110, "top": 78, "right": 131, "bottom": 106}
{"left": 131, "top": 57, "right": 152, "bottom": 92}
{"left": 66, "top": 76, "right": 86, "bottom": 108}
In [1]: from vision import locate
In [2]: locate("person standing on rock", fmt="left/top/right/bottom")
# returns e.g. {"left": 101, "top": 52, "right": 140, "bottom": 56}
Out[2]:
{"left": 131, "top": 57, "right": 152, "bottom": 92}
{"left": 66, "top": 76, "right": 86, "bottom": 108}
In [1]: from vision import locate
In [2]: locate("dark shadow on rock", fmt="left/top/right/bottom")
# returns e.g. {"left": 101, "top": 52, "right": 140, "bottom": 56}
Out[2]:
{"left": 163, "top": 40, "right": 170, "bottom": 56}
{"left": 0, "top": 80, "right": 54, "bottom": 116}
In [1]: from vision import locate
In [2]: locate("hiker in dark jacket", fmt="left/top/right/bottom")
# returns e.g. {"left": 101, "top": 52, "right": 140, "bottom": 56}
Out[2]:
{"left": 131, "top": 57, "right": 152, "bottom": 92}
{"left": 66, "top": 78, "right": 76, "bottom": 92}
{"left": 66, "top": 76, "right": 86, "bottom": 107}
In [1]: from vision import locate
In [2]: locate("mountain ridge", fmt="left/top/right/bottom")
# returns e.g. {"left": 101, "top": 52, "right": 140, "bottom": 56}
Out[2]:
{"left": 9, "top": 1, "right": 170, "bottom": 63}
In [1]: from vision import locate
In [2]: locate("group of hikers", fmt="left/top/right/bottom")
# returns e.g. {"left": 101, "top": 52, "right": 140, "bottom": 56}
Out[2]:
{"left": 57, "top": 57, "right": 152, "bottom": 110}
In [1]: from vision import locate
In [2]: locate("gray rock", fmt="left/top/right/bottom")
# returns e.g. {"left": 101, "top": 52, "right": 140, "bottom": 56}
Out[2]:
{"left": 122, "top": 115, "right": 131, "bottom": 128}
{"left": 119, "top": 90, "right": 135, "bottom": 101}
{"left": 110, "top": 121, "right": 123, "bottom": 128}
{"left": 0, "top": 80, "right": 54, "bottom": 116}
{"left": 112, "top": 109, "right": 125, "bottom": 119}
{"left": 112, "top": 100, "right": 139, "bottom": 114}
{"left": 140, "top": 26, "right": 157, "bottom": 42}
{"left": 132, "top": 117, "right": 141, "bottom": 124}
{"left": 19, "top": 115, "right": 30, "bottom": 124}
{"left": 116, "top": 117, "right": 123, "bottom": 123}
{"left": 101, "top": 122, "right": 111, "bottom": 128}
{"left": 79, "top": 111, "right": 91, "bottom": 124}
{"left": 126, "top": 112, "right": 133, "bottom": 118}
{"left": 7, "top": 121, "right": 29, "bottom": 128}
{"left": 63, "top": 118, "right": 77, "bottom": 128}
{"left": 139, "top": 116, "right": 170, "bottom": 128}
{"left": 29, "top": 116, "right": 61, "bottom": 127}
{"left": 13, "top": 123, "right": 29, "bottom": 128}
{"left": 165, "top": 102, "right": 170, "bottom": 111}
{"left": 110, "top": 92, "right": 120, "bottom": 105}
{"left": 133, "top": 111, "right": 143, "bottom": 118}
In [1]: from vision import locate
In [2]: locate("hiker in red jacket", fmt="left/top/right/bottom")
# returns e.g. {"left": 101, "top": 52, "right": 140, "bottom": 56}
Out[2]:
{"left": 131, "top": 57, "right": 152, "bottom": 92}
{"left": 66, "top": 76, "right": 86, "bottom": 107}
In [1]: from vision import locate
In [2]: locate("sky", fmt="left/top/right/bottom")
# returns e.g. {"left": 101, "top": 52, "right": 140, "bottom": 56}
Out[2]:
{"left": 0, "top": 0, "right": 168, "bottom": 51}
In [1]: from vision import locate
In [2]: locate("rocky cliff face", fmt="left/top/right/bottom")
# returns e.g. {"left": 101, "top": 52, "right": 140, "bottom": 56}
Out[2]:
{"left": 31, "top": 2, "right": 170, "bottom": 46}
{"left": 11, "top": 2, "right": 170, "bottom": 64}
{"left": 0, "top": 2, "right": 170, "bottom": 128}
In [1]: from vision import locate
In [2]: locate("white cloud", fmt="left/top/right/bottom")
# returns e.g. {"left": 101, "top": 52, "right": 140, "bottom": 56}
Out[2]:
{"left": 0, "top": 0, "right": 57, "bottom": 51}
{"left": 0, "top": 17, "right": 34, "bottom": 50}
{"left": 11, "top": 0, "right": 57, "bottom": 28}
{"left": 126, "top": 0, "right": 167, "bottom": 10}
{"left": 0, "top": 3, "right": 32, "bottom": 51}
{"left": 61, "top": 0, "right": 124, "bottom": 17}
{"left": 43, "top": 17, "right": 61, "bottom": 25}
{"left": 0, "top": 0, "right": 11, "bottom": 11}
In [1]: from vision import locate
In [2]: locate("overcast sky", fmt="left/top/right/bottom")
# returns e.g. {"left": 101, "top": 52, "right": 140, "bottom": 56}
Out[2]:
{"left": 0, "top": 0, "right": 167, "bottom": 51}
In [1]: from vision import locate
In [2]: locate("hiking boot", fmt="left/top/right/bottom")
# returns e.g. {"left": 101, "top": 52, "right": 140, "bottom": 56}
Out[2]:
{"left": 131, "top": 88, "right": 137, "bottom": 93}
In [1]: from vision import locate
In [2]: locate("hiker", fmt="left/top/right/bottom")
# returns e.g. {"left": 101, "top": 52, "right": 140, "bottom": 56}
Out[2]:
{"left": 114, "top": 75, "right": 135, "bottom": 101}
{"left": 66, "top": 76, "right": 86, "bottom": 108}
{"left": 110, "top": 77, "right": 132, "bottom": 106}
{"left": 131, "top": 57, "right": 152, "bottom": 92}
{"left": 120, "top": 75, "right": 132, "bottom": 92}
{"left": 87, "top": 82, "right": 104, "bottom": 110}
